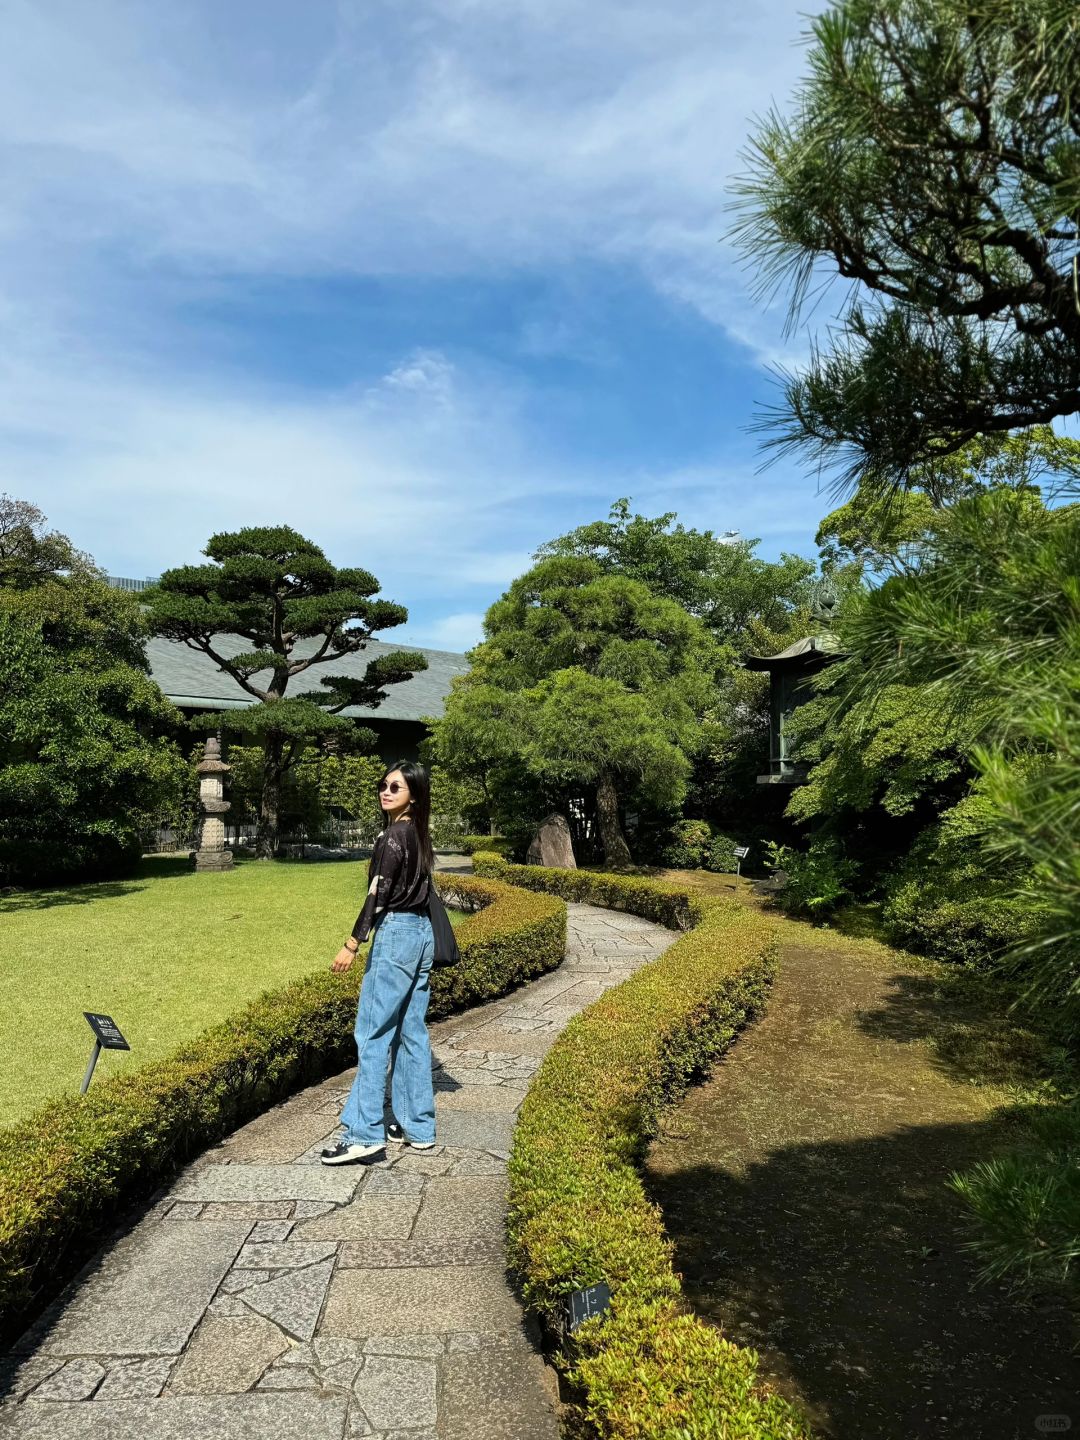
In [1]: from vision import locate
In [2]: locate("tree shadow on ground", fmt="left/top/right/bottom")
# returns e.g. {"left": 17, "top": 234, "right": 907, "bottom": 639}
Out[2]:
{"left": 0, "top": 854, "right": 301, "bottom": 913}
{"left": 0, "top": 878, "right": 151, "bottom": 913}
{"left": 850, "top": 965, "right": 1074, "bottom": 1096}
{"left": 645, "top": 1110, "right": 1080, "bottom": 1440}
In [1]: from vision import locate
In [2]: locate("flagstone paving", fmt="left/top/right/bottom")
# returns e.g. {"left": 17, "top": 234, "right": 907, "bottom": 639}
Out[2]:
{"left": 1, "top": 888, "right": 677, "bottom": 1440}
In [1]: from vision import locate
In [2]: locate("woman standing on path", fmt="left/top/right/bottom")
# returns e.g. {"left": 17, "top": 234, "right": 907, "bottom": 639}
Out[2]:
{"left": 321, "top": 760, "right": 438, "bottom": 1166}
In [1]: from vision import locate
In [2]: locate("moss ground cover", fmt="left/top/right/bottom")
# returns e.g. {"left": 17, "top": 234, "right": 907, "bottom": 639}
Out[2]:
{"left": 0, "top": 855, "right": 399, "bottom": 1128}
{"left": 641, "top": 872, "right": 1080, "bottom": 1438}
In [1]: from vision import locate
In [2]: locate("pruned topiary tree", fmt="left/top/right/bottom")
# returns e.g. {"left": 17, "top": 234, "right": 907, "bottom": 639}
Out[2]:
{"left": 145, "top": 526, "right": 425, "bottom": 857}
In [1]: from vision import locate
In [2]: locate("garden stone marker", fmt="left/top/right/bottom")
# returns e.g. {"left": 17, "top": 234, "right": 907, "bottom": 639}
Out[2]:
{"left": 526, "top": 813, "right": 576, "bottom": 869}
{"left": 193, "top": 735, "right": 234, "bottom": 872}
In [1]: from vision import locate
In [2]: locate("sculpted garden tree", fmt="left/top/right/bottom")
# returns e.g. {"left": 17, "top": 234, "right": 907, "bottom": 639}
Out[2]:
{"left": 145, "top": 527, "right": 425, "bottom": 858}
{"left": 733, "top": 0, "right": 1080, "bottom": 490}
{"left": 432, "top": 554, "right": 726, "bottom": 865}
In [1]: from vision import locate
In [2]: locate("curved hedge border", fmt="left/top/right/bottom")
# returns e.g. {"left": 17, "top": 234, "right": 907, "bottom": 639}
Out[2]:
{"left": 451, "top": 834, "right": 518, "bottom": 859}
{"left": 473, "top": 853, "right": 814, "bottom": 1440}
{"left": 0, "top": 872, "right": 565, "bottom": 1346}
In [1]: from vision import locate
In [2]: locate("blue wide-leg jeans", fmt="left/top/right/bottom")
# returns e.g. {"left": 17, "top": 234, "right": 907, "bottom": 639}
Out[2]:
{"left": 339, "top": 911, "right": 436, "bottom": 1147}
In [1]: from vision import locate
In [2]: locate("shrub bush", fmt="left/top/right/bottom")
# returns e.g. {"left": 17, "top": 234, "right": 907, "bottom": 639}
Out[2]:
{"left": 472, "top": 851, "right": 695, "bottom": 929}
{"left": 656, "top": 820, "right": 744, "bottom": 876}
{"left": 704, "top": 830, "right": 741, "bottom": 874}
{"left": 882, "top": 814, "right": 1035, "bottom": 967}
{"left": 764, "top": 838, "right": 859, "bottom": 918}
{"left": 0, "top": 873, "right": 565, "bottom": 1346}
{"left": 475, "top": 853, "right": 813, "bottom": 1439}
{"left": 659, "top": 818, "right": 713, "bottom": 869}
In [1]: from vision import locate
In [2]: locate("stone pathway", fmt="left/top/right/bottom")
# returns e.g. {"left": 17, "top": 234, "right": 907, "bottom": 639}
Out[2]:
{"left": 2, "top": 898, "right": 676, "bottom": 1440}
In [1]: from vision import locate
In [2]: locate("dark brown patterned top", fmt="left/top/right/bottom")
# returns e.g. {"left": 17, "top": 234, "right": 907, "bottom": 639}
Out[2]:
{"left": 350, "top": 818, "right": 430, "bottom": 942}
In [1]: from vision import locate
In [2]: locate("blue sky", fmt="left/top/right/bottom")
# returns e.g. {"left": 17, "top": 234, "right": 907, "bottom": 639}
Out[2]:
{"left": 1, "top": 0, "right": 839, "bottom": 652}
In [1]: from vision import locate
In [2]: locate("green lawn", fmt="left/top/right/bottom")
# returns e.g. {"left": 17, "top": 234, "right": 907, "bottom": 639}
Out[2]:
{"left": 0, "top": 855, "right": 428, "bottom": 1129}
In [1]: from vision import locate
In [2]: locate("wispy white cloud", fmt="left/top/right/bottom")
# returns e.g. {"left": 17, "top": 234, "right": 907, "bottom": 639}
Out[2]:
{"left": 0, "top": 337, "right": 610, "bottom": 600}
{"left": 0, "top": 0, "right": 829, "bottom": 639}
{"left": 377, "top": 352, "right": 458, "bottom": 408}
{"left": 629, "top": 456, "right": 835, "bottom": 547}
{"left": 0, "top": 0, "right": 813, "bottom": 359}
{"left": 403, "top": 611, "right": 487, "bottom": 652}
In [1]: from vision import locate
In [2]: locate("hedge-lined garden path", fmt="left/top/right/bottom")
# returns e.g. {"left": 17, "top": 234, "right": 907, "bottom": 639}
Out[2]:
{"left": 1, "top": 883, "right": 677, "bottom": 1440}
{"left": 643, "top": 899, "right": 1080, "bottom": 1440}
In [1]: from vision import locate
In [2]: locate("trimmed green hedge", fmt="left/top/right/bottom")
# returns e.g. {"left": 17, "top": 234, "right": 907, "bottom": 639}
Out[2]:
{"left": 472, "top": 851, "right": 696, "bottom": 928}
{"left": 474, "top": 853, "right": 814, "bottom": 1440}
{"left": 0, "top": 873, "right": 565, "bottom": 1346}
{"left": 451, "top": 834, "right": 519, "bottom": 859}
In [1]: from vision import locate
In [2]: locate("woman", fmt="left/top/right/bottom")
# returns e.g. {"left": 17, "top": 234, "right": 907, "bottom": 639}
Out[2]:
{"left": 320, "top": 760, "right": 438, "bottom": 1165}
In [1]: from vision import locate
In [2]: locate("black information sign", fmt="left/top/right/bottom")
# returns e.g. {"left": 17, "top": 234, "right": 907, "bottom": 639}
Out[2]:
{"left": 83, "top": 1013, "right": 130, "bottom": 1051}
{"left": 734, "top": 845, "right": 750, "bottom": 860}
{"left": 566, "top": 1282, "right": 611, "bottom": 1332}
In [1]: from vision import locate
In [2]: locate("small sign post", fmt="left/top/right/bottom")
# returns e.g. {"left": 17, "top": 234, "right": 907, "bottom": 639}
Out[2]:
{"left": 733, "top": 845, "right": 751, "bottom": 890}
{"left": 565, "top": 1281, "right": 611, "bottom": 1333}
{"left": 81, "top": 1013, "right": 130, "bottom": 1094}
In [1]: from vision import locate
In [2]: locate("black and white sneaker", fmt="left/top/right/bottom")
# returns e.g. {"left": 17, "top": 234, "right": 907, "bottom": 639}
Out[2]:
{"left": 386, "top": 1121, "right": 435, "bottom": 1151}
{"left": 320, "top": 1139, "right": 385, "bottom": 1166}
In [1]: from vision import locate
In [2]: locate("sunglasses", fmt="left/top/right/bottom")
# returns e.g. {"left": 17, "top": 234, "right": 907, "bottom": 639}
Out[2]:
{"left": 378, "top": 781, "right": 407, "bottom": 795}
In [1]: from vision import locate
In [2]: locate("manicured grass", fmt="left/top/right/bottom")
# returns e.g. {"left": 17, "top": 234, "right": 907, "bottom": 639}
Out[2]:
{"left": 0, "top": 855, "right": 450, "bottom": 1129}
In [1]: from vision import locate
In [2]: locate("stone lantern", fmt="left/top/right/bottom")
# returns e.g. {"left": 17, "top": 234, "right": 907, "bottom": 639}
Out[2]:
{"left": 192, "top": 735, "right": 234, "bottom": 871}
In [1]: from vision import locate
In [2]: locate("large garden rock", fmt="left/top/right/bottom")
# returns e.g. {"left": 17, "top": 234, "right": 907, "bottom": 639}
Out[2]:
{"left": 526, "top": 813, "right": 576, "bottom": 869}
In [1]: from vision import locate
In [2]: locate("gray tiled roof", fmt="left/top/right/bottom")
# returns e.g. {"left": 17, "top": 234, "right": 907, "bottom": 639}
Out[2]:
{"left": 145, "top": 635, "right": 470, "bottom": 722}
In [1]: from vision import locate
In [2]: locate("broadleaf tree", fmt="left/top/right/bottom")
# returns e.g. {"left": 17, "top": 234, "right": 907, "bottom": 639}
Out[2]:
{"left": 536, "top": 499, "right": 823, "bottom": 834}
{"left": 536, "top": 497, "right": 816, "bottom": 640}
{"left": 145, "top": 527, "right": 426, "bottom": 857}
{"left": 0, "top": 497, "right": 188, "bottom": 885}
{"left": 816, "top": 427, "right": 1078, "bottom": 579}
{"left": 432, "top": 552, "right": 726, "bottom": 865}
{"left": 0, "top": 494, "right": 96, "bottom": 589}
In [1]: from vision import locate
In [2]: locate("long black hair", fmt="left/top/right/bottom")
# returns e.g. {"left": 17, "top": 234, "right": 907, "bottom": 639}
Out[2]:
{"left": 378, "top": 759, "right": 435, "bottom": 873}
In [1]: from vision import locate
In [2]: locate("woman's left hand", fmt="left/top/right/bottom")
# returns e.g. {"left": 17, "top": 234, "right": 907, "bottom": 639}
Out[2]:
{"left": 331, "top": 946, "right": 356, "bottom": 973}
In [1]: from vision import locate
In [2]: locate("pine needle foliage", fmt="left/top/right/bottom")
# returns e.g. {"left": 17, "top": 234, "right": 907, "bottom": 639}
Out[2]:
{"left": 731, "top": 0, "right": 1080, "bottom": 491}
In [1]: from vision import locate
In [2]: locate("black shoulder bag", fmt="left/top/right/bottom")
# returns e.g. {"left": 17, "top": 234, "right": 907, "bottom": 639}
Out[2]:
{"left": 427, "top": 880, "right": 461, "bottom": 968}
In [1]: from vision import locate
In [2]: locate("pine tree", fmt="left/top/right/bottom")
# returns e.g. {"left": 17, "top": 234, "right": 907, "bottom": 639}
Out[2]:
{"left": 146, "top": 526, "right": 425, "bottom": 857}
{"left": 733, "top": 0, "right": 1080, "bottom": 490}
